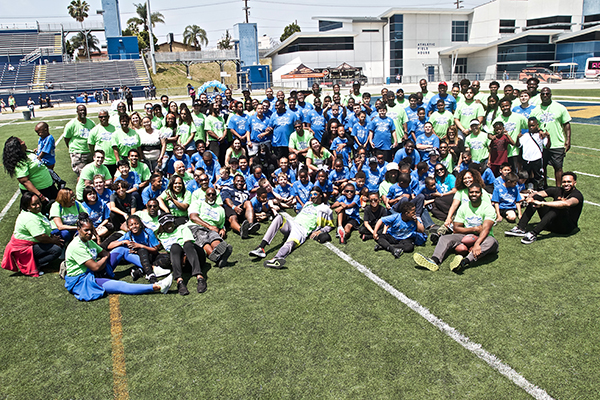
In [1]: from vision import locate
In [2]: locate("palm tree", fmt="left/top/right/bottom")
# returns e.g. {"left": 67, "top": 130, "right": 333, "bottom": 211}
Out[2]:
{"left": 183, "top": 25, "right": 208, "bottom": 51}
{"left": 67, "top": 0, "right": 90, "bottom": 59}
{"left": 127, "top": 2, "right": 165, "bottom": 32}
{"left": 71, "top": 32, "right": 101, "bottom": 58}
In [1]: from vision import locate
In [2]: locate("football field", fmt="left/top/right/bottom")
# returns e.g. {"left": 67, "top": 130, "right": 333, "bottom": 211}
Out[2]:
{"left": 1, "top": 109, "right": 599, "bottom": 399}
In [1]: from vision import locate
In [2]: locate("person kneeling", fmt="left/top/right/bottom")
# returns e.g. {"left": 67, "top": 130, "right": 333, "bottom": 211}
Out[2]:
{"left": 373, "top": 202, "right": 425, "bottom": 259}
{"left": 414, "top": 184, "right": 498, "bottom": 273}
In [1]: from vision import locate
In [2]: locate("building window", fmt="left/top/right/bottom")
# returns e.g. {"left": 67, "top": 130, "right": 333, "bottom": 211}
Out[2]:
{"left": 319, "top": 21, "right": 343, "bottom": 32}
{"left": 584, "top": 14, "right": 600, "bottom": 27}
{"left": 390, "top": 14, "right": 403, "bottom": 78}
{"left": 362, "top": 29, "right": 379, "bottom": 33}
{"left": 454, "top": 58, "right": 467, "bottom": 74}
{"left": 500, "top": 20, "right": 516, "bottom": 34}
{"left": 497, "top": 36, "right": 556, "bottom": 64}
{"left": 452, "top": 21, "right": 468, "bottom": 42}
{"left": 278, "top": 36, "right": 354, "bottom": 55}
{"left": 526, "top": 15, "right": 571, "bottom": 30}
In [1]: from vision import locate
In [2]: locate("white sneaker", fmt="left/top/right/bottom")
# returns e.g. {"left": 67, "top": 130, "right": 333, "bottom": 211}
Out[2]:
{"left": 158, "top": 274, "right": 173, "bottom": 294}
{"left": 153, "top": 265, "right": 171, "bottom": 277}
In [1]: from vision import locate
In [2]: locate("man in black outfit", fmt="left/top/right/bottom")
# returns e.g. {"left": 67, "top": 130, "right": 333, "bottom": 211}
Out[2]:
{"left": 505, "top": 171, "right": 583, "bottom": 244}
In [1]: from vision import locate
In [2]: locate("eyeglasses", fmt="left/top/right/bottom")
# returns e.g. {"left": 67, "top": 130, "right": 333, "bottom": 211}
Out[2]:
{"left": 343, "top": 190, "right": 355, "bottom": 193}
{"left": 199, "top": 178, "right": 209, "bottom": 182}
{"left": 369, "top": 199, "right": 379, "bottom": 203}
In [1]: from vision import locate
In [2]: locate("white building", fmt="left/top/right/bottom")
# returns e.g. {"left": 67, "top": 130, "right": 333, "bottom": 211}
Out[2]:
{"left": 265, "top": 0, "right": 600, "bottom": 85}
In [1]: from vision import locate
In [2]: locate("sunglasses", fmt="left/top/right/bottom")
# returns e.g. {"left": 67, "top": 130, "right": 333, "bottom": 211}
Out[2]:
{"left": 343, "top": 190, "right": 355, "bottom": 193}
{"left": 206, "top": 193, "right": 217, "bottom": 197}
{"left": 148, "top": 204, "right": 159, "bottom": 208}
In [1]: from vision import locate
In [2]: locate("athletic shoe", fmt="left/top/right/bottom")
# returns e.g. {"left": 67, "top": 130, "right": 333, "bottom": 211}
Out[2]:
{"left": 208, "top": 241, "right": 229, "bottom": 262}
{"left": 392, "top": 248, "right": 404, "bottom": 259}
{"left": 521, "top": 232, "right": 537, "bottom": 244}
{"left": 177, "top": 280, "right": 189, "bottom": 296}
{"left": 374, "top": 244, "right": 384, "bottom": 252}
{"left": 264, "top": 257, "right": 286, "bottom": 269}
{"left": 197, "top": 277, "right": 207, "bottom": 293}
{"left": 337, "top": 226, "right": 345, "bottom": 244}
{"left": 158, "top": 274, "right": 173, "bottom": 294}
{"left": 413, "top": 253, "right": 440, "bottom": 272}
{"left": 240, "top": 220, "right": 250, "bottom": 239}
{"left": 436, "top": 225, "right": 448, "bottom": 236}
{"left": 505, "top": 226, "right": 527, "bottom": 237}
{"left": 249, "top": 247, "right": 266, "bottom": 258}
{"left": 249, "top": 222, "right": 261, "bottom": 235}
{"left": 429, "top": 232, "right": 440, "bottom": 245}
{"left": 449, "top": 255, "right": 464, "bottom": 272}
{"left": 217, "top": 244, "right": 233, "bottom": 268}
{"left": 153, "top": 265, "right": 171, "bottom": 277}
{"left": 130, "top": 267, "right": 143, "bottom": 281}
{"left": 146, "top": 273, "right": 158, "bottom": 284}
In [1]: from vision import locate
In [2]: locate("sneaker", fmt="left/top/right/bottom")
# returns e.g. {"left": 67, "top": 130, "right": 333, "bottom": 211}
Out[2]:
{"left": 505, "top": 226, "right": 527, "bottom": 237}
{"left": 197, "top": 277, "right": 207, "bottom": 293}
{"left": 436, "top": 225, "right": 448, "bottom": 236}
{"left": 217, "top": 244, "right": 233, "bottom": 268}
{"left": 374, "top": 244, "right": 384, "bottom": 252}
{"left": 177, "top": 280, "right": 189, "bottom": 296}
{"left": 413, "top": 253, "right": 440, "bottom": 272}
{"left": 130, "top": 267, "right": 143, "bottom": 281}
{"left": 521, "top": 232, "right": 537, "bottom": 244}
{"left": 240, "top": 220, "right": 250, "bottom": 239}
{"left": 449, "top": 255, "right": 464, "bottom": 272}
{"left": 158, "top": 274, "right": 173, "bottom": 294}
{"left": 146, "top": 273, "right": 158, "bottom": 284}
{"left": 392, "top": 248, "right": 404, "bottom": 259}
{"left": 429, "top": 232, "right": 440, "bottom": 245}
{"left": 153, "top": 265, "right": 171, "bottom": 277}
{"left": 249, "top": 222, "right": 261, "bottom": 235}
{"left": 208, "top": 241, "right": 229, "bottom": 262}
{"left": 337, "top": 226, "right": 345, "bottom": 244}
{"left": 249, "top": 247, "right": 266, "bottom": 258}
{"left": 264, "top": 257, "right": 286, "bottom": 269}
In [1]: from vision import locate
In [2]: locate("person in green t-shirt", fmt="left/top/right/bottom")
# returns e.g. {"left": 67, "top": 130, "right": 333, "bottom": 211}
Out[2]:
{"left": 3, "top": 136, "right": 57, "bottom": 203}
{"left": 76, "top": 150, "right": 112, "bottom": 201}
{"left": 64, "top": 213, "right": 172, "bottom": 301}
{"left": 87, "top": 109, "right": 117, "bottom": 175}
{"left": 3, "top": 192, "right": 63, "bottom": 275}
{"left": 50, "top": 188, "right": 84, "bottom": 243}
{"left": 429, "top": 99, "right": 454, "bottom": 139}
{"left": 158, "top": 175, "right": 191, "bottom": 223}
{"left": 177, "top": 107, "right": 197, "bottom": 155}
{"left": 454, "top": 87, "right": 485, "bottom": 136}
{"left": 64, "top": 104, "right": 96, "bottom": 175}
{"left": 464, "top": 119, "right": 489, "bottom": 165}
{"left": 414, "top": 183, "right": 498, "bottom": 273}
{"left": 191, "top": 102, "right": 206, "bottom": 143}
{"left": 127, "top": 148, "right": 151, "bottom": 189}
{"left": 288, "top": 120, "right": 313, "bottom": 159}
{"left": 112, "top": 114, "right": 141, "bottom": 162}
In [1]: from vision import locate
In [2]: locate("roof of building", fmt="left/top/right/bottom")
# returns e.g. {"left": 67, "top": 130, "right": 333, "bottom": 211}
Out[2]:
{"left": 555, "top": 24, "right": 600, "bottom": 43}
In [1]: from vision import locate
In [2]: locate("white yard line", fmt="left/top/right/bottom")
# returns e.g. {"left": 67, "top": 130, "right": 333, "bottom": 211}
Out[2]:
{"left": 572, "top": 145, "right": 600, "bottom": 151}
{"left": 573, "top": 171, "right": 600, "bottom": 178}
{"left": 324, "top": 242, "right": 555, "bottom": 400}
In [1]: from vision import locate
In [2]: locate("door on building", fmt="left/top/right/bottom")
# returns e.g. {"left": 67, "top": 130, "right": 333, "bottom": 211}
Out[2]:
{"left": 428, "top": 66, "right": 435, "bottom": 82}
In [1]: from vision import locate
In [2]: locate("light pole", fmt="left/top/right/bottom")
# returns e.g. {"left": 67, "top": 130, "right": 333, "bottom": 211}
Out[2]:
{"left": 147, "top": 0, "right": 156, "bottom": 74}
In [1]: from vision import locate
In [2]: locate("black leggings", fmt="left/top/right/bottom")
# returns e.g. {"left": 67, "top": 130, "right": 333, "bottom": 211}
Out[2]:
{"left": 170, "top": 241, "right": 207, "bottom": 280}
{"left": 137, "top": 248, "right": 171, "bottom": 276}
{"left": 32, "top": 243, "right": 62, "bottom": 268}
{"left": 376, "top": 233, "right": 415, "bottom": 253}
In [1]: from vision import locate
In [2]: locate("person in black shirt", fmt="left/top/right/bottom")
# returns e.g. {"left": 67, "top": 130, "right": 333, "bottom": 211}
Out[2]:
{"left": 221, "top": 174, "right": 259, "bottom": 239}
{"left": 359, "top": 192, "right": 388, "bottom": 241}
{"left": 505, "top": 171, "right": 583, "bottom": 244}
{"left": 109, "top": 180, "right": 137, "bottom": 230}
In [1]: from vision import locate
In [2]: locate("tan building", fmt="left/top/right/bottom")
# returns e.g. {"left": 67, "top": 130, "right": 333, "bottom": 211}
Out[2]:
{"left": 156, "top": 41, "right": 197, "bottom": 53}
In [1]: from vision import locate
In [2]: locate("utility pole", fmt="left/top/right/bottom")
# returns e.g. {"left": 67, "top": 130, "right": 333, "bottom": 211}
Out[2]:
{"left": 147, "top": 0, "right": 157, "bottom": 74}
{"left": 243, "top": 0, "right": 250, "bottom": 23}
{"left": 454, "top": 0, "right": 463, "bottom": 8}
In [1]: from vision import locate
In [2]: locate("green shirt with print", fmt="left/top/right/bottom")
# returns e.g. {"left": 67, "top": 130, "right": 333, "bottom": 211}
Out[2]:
{"left": 429, "top": 110, "right": 454, "bottom": 138}
{"left": 289, "top": 130, "right": 314, "bottom": 151}
{"left": 205, "top": 115, "right": 228, "bottom": 142}
{"left": 131, "top": 162, "right": 151, "bottom": 182}
{"left": 64, "top": 118, "right": 96, "bottom": 154}
{"left": 157, "top": 225, "right": 195, "bottom": 252}
{"left": 192, "top": 113, "right": 206, "bottom": 142}
{"left": 454, "top": 199, "right": 497, "bottom": 237}
{"left": 88, "top": 123, "right": 117, "bottom": 165}
{"left": 112, "top": 128, "right": 141, "bottom": 158}
{"left": 159, "top": 190, "right": 192, "bottom": 217}
{"left": 177, "top": 122, "right": 197, "bottom": 148}
{"left": 465, "top": 132, "right": 490, "bottom": 163}
{"left": 530, "top": 101, "right": 571, "bottom": 149}
{"left": 76, "top": 163, "right": 111, "bottom": 201}
{"left": 65, "top": 236, "right": 103, "bottom": 277}
{"left": 13, "top": 211, "right": 51, "bottom": 242}
{"left": 492, "top": 113, "right": 528, "bottom": 157}
{"left": 49, "top": 201, "right": 84, "bottom": 230}
{"left": 14, "top": 153, "right": 54, "bottom": 191}
{"left": 455, "top": 101, "right": 484, "bottom": 131}
{"left": 191, "top": 200, "right": 225, "bottom": 229}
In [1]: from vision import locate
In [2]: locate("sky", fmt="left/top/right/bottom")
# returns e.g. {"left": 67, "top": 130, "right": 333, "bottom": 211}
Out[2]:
{"left": 0, "top": 0, "right": 490, "bottom": 48}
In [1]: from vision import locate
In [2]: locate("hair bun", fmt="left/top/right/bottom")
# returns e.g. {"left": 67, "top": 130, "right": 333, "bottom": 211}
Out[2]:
{"left": 78, "top": 212, "right": 89, "bottom": 220}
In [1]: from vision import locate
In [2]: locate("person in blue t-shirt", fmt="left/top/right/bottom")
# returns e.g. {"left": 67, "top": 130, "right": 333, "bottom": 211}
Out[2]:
{"left": 426, "top": 82, "right": 457, "bottom": 115}
{"left": 405, "top": 95, "right": 419, "bottom": 124}
{"left": 408, "top": 107, "right": 429, "bottom": 142}
{"left": 195, "top": 151, "right": 221, "bottom": 184}
{"left": 166, "top": 145, "right": 192, "bottom": 175}
{"left": 332, "top": 183, "right": 361, "bottom": 244}
{"left": 273, "top": 173, "right": 295, "bottom": 210}
{"left": 493, "top": 162, "right": 513, "bottom": 189}
{"left": 272, "top": 156, "right": 296, "bottom": 185}
{"left": 292, "top": 169, "right": 314, "bottom": 212}
{"left": 35, "top": 122, "right": 56, "bottom": 169}
{"left": 411, "top": 162, "right": 429, "bottom": 188}
{"left": 367, "top": 105, "right": 397, "bottom": 161}
{"left": 246, "top": 164, "right": 267, "bottom": 195}
{"left": 269, "top": 100, "right": 298, "bottom": 159}
{"left": 81, "top": 186, "right": 112, "bottom": 242}
{"left": 415, "top": 122, "right": 440, "bottom": 162}
{"left": 351, "top": 110, "right": 370, "bottom": 150}
{"left": 246, "top": 104, "right": 272, "bottom": 152}
{"left": 114, "top": 159, "right": 141, "bottom": 194}
{"left": 393, "top": 140, "right": 420, "bottom": 168}
{"left": 361, "top": 156, "right": 383, "bottom": 193}
{"left": 373, "top": 201, "right": 425, "bottom": 258}
{"left": 329, "top": 158, "right": 351, "bottom": 199}
{"left": 142, "top": 173, "right": 165, "bottom": 206}
{"left": 331, "top": 125, "right": 351, "bottom": 167}
{"left": 227, "top": 101, "right": 249, "bottom": 144}
{"left": 304, "top": 98, "right": 327, "bottom": 142}
{"left": 251, "top": 187, "right": 271, "bottom": 222}
{"left": 491, "top": 172, "right": 522, "bottom": 223}
{"left": 314, "top": 170, "right": 333, "bottom": 203}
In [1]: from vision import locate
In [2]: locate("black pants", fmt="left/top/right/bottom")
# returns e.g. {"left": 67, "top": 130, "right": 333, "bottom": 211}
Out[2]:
{"left": 137, "top": 248, "right": 171, "bottom": 276}
{"left": 523, "top": 159, "right": 544, "bottom": 190}
{"left": 170, "top": 241, "right": 207, "bottom": 280}
{"left": 431, "top": 195, "right": 454, "bottom": 221}
{"left": 358, "top": 224, "right": 383, "bottom": 241}
{"left": 376, "top": 234, "right": 415, "bottom": 253}
{"left": 272, "top": 146, "right": 289, "bottom": 161}
{"left": 517, "top": 195, "right": 575, "bottom": 235}
{"left": 32, "top": 243, "right": 62, "bottom": 268}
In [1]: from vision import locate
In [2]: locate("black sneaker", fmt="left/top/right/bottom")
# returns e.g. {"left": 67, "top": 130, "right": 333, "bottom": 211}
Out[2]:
{"left": 197, "top": 277, "right": 207, "bottom": 293}
{"left": 429, "top": 232, "right": 440, "bottom": 245}
{"left": 177, "top": 280, "right": 189, "bottom": 296}
{"left": 521, "top": 232, "right": 537, "bottom": 244}
{"left": 130, "top": 268, "right": 143, "bottom": 281}
{"left": 217, "top": 244, "right": 233, "bottom": 268}
{"left": 248, "top": 222, "right": 261, "bottom": 235}
{"left": 392, "top": 248, "right": 404, "bottom": 259}
{"left": 505, "top": 226, "right": 527, "bottom": 237}
{"left": 240, "top": 220, "right": 250, "bottom": 239}
{"left": 146, "top": 273, "right": 158, "bottom": 284}
{"left": 208, "top": 241, "right": 228, "bottom": 262}
{"left": 374, "top": 244, "right": 384, "bottom": 251}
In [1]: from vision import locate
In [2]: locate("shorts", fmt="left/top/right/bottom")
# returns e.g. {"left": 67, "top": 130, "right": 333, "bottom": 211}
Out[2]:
{"left": 499, "top": 208, "right": 516, "bottom": 218}
{"left": 224, "top": 204, "right": 247, "bottom": 221}
{"left": 544, "top": 148, "right": 565, "bottom": 170}
{"left": 187, "top": 224, "right": 222, "bottom": 246}
{"left": 70, "top": 152, "right": 93, "bottom": 175}
{"left": 346, "top": 218, "right": 360, "bottom": 230}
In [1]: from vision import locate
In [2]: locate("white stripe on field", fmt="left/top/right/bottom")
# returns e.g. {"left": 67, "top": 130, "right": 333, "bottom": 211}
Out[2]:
{"left": 572, "top": 145, "right": 600, "bottom": 151}
{"left": 324, "top": 242, "right": 555, "bottom": 400}
{"left": 0, "top": 132, "right": 66, "bottom": 224}
{"left": 573, "top": 171, "right": 600, "bottom": 178}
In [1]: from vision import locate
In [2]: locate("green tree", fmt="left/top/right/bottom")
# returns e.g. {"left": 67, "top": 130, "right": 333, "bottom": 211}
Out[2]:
{"left": 280, "top": 22, "right": 301, "bottom": 42}
{"left": 183, "top": 25, "right": 208, "bottom": 51}
{"left": 71, "top": 32, "right": 100, "bottom": 58}
{"left": 217, "top": 30, "right": 232, "bottom": 50}
{"left": 127, "top": 2, "right": 165, "bottom": 32}
{"left": 67, "top": 0, "right": 91, "bottom": 59}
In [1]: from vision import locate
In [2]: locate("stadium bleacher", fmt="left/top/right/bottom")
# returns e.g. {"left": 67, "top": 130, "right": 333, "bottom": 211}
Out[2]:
{"left": 0, "top": 63, "right": 35, "bottom": 90}
{"left": 43, "top": 60, "right": 150, "bottom": 91}
{"left": 0, "top": 32, "right": 61, "bottom": 61}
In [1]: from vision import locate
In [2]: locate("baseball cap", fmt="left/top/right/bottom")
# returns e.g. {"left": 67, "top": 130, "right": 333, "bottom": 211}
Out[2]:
{"left": 428, "top": 149, "right": 440, "bottom": 157}
{"left": 353, "top": 80, "right": 360, "bottom": 86}
{"left": 192, "top": 101, "right": 201, "bottom": 106}
{"left": 470, "top": 119, "right": 480, "bottom": 126}
{"left": 438, "top": 81, "right": 448, "bottom": 87}
{"left": 368, "top": 156, "right": 377, "bottom": 164}
{"left": 158, "top": 213, "right": 175, "bottom": 226}
{"left": 386, "top": 162, "right": 399, "bottom": 171}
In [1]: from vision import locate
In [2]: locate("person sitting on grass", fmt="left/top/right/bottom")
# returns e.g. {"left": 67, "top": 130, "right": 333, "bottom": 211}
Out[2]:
{"left": 81, "top": 186, "right": 113, "bottom": 244}
{"left": 114, "top": 159, "right": 142, "bottom": 206}
{"left": 414, "top": 183, "right": 498, "bottom": 273}
{"left": 2, "top": 192, "right": 63, "bottom": 277}
{"left": 359, "top": 191, "right": 388, "bottom": 241}
{"left": 63, "top": 213, "right": 172, "bottom": 302}
{"left": 505, "top": 172, "right": 583, "bottom": 244}
{"left": 109, "top": 180, "right": 137, "bottom": 231}
{"left": 373, "top": 201, "right": 425, "bottom": 259}
{"left": 49, "top": 188, "right": 84, "bottom": 243}
{"left": 314, "top": 169, "right": 333, "bottom": 203}
{"left": 156, "top": 213, "right": 208, "bottom": 296}
{"left": 273, "top": 173, "right": 296, "bottom": 210}
{"left": 106, "top": 215, "right": 169, "bottom": 284}
{"left": 251, "top": 187, "right": 272, "bottom": 222}
{"left": 332, "top": 182, "right": 361, "bottom": 244}
{"left": 158, "top": 175, "right": 191, "bottom": 227}
{"left": 188, "top": 187, "right": 233, "bottom": 269}
{"left": 329, "top": 158, "right": 351, "bottom": 199}
{"left": 221, "top": 174, "right": 260, "bottom": 239}
{"left": 94, "top": 174, "right": 113, "bottom": 205}
{"left": 292, "top": 169, "right": 314, "bottom": 213}
{"left": 491, "top": 172, "right": 522, "bottom": 223}
{"left": 248, "top": 187, "right": 335, "bottom": 269}
{"left": 141, "top": 173, "right": 164, "bottom": 207}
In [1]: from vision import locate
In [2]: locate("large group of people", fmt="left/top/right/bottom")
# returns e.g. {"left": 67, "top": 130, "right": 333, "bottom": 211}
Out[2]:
{"left": 1, "top": 77, "right": 584, "bottom": 301}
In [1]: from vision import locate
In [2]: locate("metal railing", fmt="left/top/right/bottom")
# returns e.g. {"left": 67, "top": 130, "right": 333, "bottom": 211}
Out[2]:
{"left": 153, "top": 50, "right": 238, "bottom": 63}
